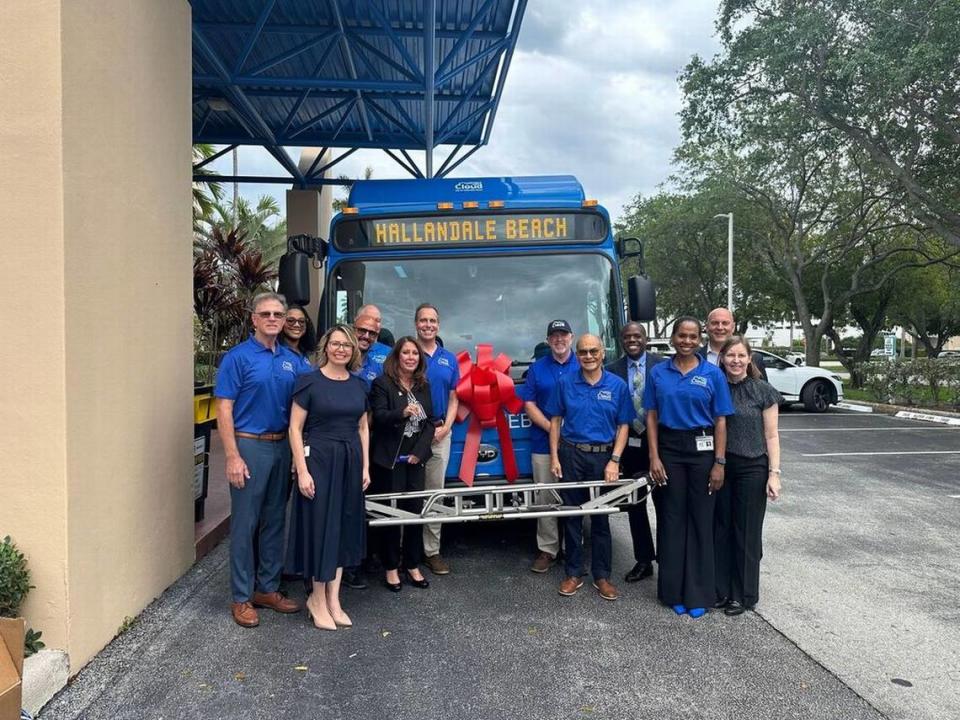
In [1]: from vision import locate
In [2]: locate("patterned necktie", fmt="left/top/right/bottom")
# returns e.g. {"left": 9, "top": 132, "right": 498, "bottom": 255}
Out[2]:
{"left": 631, "top": 360, "right": 645, "bottom": 435}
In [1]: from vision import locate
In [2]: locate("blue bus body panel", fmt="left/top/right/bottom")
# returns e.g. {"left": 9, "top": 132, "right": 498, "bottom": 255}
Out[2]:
{"left": 346, "top": 175, "right": 586, "bottom": 214}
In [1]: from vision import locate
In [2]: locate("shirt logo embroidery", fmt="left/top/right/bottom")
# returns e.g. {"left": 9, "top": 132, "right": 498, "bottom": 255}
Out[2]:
{"left": 597, "top": 390, "right": 613, "bottom": 401}
{"left": 691, "top": 375, "right": 708, "bottom": 387}
{"left": 437, "top": 357, "right": 450, "bottom": 367}
{"left": 282, "top": 361, "right": 294, "bottom": 373}
{"left": 372, "top": 353, "right": 387, "bottom": 363}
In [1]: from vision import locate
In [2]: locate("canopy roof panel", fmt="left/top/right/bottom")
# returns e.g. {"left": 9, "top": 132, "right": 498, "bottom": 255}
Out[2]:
{"left": 192, "top": 0, "right": 527, "bottom": 180}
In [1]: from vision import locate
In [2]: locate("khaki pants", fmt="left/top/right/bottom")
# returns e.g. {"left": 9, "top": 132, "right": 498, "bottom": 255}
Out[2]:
{"left": 531, "top": 453, "right": 561, "bottom": 556}
{"left": 422, "top": 432, "right": 452, "bottom": 557}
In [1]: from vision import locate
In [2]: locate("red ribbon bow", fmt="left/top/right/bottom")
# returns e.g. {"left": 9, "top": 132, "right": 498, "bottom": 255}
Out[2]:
{"left": 454, "top": 344, "right": 524, "bottom": 486}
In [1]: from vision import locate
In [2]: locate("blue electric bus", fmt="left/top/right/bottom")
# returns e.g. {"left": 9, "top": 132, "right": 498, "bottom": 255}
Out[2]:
{"left": 287, "top": 174, "right": 653, "bottom": 485}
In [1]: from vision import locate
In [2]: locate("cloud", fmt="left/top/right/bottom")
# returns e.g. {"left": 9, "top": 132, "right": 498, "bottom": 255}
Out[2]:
{"left": 204, "top": 1, "right": 722, "bottom": 225}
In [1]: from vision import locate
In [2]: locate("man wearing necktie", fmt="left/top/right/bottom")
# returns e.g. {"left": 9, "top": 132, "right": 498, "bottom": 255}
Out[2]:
{"left": 606, "top": 322, "right": 664, "bottom": 582}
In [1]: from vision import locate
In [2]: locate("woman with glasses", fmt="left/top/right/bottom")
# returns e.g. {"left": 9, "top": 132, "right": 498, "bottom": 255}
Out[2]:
{"left": 287, "top": 325, "right": 371, "bottom": 631}
{"left": 714, "top": 336, "right": 782, "bottom": 616}
{"left": 643, "top": 317, "right": 734, "bottom": 619}
{"left": 369, "top": 337, "right": 435, "bottom": 591}
{"left": 280, "top": 305, "right": 317, "bottom": 362}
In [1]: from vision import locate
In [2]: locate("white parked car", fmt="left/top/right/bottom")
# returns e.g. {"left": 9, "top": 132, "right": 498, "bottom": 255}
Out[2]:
{"left": 644, "top": 340, "right": 843, "bottom": 412}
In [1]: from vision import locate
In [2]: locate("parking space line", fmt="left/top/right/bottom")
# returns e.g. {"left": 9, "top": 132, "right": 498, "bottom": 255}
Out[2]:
{"left": 781, "top": 427, "right": 958, "bottom": 432}
{"left": 802, "top": 450, "right": 960, "bottom": 457}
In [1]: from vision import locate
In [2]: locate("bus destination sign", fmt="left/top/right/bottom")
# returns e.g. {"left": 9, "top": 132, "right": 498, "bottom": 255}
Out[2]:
{"left": 370, "top": 213, "right": 576, "bottom": 246}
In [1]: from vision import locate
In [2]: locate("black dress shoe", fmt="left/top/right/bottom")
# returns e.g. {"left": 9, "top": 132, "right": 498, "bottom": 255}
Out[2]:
{"left": 724, "top": 601, "right": 745, "bottom": 616}
{"left": 403, "top": 570, "right": 430, "bottom": 589}
{"left": 384, "top": 578, "right": 402, "bottom": 593}
{"left": 342, "top": 569, "right": 368, "bottom": 590}
{"left": 624, "top": 562, "right": 654, "bottom": 583}
{"left": 713, "top": 596, "right": 731, "bottom": 609}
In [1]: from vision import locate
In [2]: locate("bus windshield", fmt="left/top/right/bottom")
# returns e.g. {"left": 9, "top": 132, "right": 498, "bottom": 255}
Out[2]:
{"left": 330, "top": 252, "right": 619, "bottom": 367}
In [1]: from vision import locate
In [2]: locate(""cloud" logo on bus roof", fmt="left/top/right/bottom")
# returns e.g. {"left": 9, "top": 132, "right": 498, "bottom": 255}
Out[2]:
{"left": 454, "top": 181, "right": 483, "bottom": 192}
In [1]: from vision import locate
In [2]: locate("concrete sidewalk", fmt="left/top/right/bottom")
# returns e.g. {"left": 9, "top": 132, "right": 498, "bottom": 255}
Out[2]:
{"left": 41, "top": 521, "right": 882, "bottom": 720}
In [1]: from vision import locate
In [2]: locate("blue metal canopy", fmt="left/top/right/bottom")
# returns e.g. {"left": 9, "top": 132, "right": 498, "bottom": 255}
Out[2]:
{"left": 192, "top": 0, "right": 527, "bottom": 183}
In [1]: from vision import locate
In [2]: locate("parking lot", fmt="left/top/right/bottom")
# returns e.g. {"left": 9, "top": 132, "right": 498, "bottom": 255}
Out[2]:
{"left": 41, "top": 409, "right": 959, "bottom": 720}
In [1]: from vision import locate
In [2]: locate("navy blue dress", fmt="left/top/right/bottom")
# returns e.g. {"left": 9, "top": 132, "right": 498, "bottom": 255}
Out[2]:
{"left": 286, "top": 370, "right": 369, "bottom": 582}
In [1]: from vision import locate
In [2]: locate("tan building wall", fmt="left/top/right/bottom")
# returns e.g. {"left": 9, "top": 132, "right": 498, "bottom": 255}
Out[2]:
{"left": 0, "top": 0, "right": 195, "bottom": 670}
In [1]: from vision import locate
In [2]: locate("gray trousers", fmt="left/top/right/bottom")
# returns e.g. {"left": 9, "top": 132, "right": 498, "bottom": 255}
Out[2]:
{"left": 229, "top": 437, "right": 290, "bottom": 602}
{"left": 422, "top": 433, "right": 452, "bottom": 557}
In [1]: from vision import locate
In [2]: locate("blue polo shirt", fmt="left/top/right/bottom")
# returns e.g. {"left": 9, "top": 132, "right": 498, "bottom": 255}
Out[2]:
{"left": 214, "top": 335, "right": 313, "bottom": 434}
{"left": 518, "top": 353, "right": 580, "bottom": 454}
{"left": 642, "top": 356, "right": 734, "bottom": 430}
{"left": 424, "top": 344, "right": 460, "bottom": 421}
{"left": 354, "top": 341, "right": 390, "bottom": 391}
{"left": 544, "top": 370, "right": 635, "bottom": 444}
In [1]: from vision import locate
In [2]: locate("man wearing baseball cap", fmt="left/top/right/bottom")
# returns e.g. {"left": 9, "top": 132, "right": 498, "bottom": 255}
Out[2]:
{"left": 516, "top": 319, "right": 579, "bottom": 572}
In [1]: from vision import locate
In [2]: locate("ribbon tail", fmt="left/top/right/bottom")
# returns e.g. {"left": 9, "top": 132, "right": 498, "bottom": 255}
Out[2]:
{"left": 496, "top": 410, "right": 519, "bottom": 483}
{"left": 458, "top": 414, "right": 482, "bottom": 487}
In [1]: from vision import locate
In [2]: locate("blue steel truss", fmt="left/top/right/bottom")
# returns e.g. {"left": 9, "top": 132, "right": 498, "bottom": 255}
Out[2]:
{"left": 192, "top": 0, "right": 527, "bottom": 184}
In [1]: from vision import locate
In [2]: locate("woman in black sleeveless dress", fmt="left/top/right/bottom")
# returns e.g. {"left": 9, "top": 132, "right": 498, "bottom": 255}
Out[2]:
{"left": 288, "top": 325, "right": 370, "bottom": 630}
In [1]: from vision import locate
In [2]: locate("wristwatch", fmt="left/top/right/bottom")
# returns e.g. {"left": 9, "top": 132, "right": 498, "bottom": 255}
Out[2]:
{"left": 714, "top": 456, "right": 726, "bottom": 465}
{"left": 610, "top": 453, "right": 621, "bottom": 463}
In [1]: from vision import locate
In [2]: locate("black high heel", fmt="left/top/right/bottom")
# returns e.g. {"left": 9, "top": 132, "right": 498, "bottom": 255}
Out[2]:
{"left": 384, "top": 574, "right": 402, "bottom": 593}
{"left": 402, "top": 568, "right": 430, "bottom": 589}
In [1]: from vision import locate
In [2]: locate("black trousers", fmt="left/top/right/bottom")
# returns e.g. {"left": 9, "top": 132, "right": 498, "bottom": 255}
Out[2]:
{"left": 371, "top": 462, "right": 425, "bottom": 571}
{"left": 622, "top": 441, "right": 656, "bottom": 563}
{"left": 655, "top": 427, "right": 716, "bottom": 609}
{"left": 714, "top": 453, "right": 768, "bottom": 607}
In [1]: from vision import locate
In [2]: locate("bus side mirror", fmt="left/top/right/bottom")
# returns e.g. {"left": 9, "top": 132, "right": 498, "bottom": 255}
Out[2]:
{"left": 278, "top": 234, "right": 325, "bottom": 306}
{"left": 628, "top": 275, "right": 656, "bottom": 322}
{"left": 278, "top": 252, "right": 311, "bottom": 306}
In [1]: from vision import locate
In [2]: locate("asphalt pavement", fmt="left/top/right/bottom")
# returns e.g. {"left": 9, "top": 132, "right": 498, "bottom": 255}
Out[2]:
{"left": 40, "top": 409, "right": 958, "bottom": 720}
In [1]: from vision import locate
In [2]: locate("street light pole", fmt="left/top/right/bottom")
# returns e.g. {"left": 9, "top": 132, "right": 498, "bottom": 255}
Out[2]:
{"left": 714, "top": 213, "right": 734, "bottom": 310}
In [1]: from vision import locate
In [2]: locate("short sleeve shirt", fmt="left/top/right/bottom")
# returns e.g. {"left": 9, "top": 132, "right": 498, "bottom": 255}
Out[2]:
{"left": 643, "top": 356, "right": 734, "bottom": 430}
{"left": 544, "top": 370, "right": 635, "bottom": 444}
{"left": 293, "top": 371, "right": 369, "bottom": 443}
{"left": 214, "top": 336, "right": 313, "bottom": 433}
{"left": 424, "top": 345, "right": 460, "bottom": 421}
{"left": 517, "top": 353, "right": 580, "bottom": 454}
{"left": 354, "top": 341, "right": 390, "bottom": 391}
{"left": 727, "top": 378, "right": 781, "bottom": 458}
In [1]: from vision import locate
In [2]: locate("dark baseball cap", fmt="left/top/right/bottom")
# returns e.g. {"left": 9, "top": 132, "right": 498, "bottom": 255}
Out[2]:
{"left": 547, "top": 319, "right": 573, "bottom": 336}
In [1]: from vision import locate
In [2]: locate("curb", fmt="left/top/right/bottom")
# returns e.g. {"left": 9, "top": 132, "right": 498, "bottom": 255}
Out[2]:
{"left": 837, "top": 399, "right": 960, "bottom": 423}
{"left": 22, "top": 648, "right": 69, "bottom": 716}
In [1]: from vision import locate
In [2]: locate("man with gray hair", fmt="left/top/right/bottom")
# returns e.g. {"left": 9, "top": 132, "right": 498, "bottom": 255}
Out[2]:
{"left": 215, "top": 292, "right": 312, "bottom": 628}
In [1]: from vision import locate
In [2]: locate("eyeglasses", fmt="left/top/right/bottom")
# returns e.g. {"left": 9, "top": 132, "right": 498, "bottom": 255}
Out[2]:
{"left": 285, "top": 317, "right": 306, "bottom": 327}
{"left": 327, "top": 341, "right": 354, "bottom": 351}
{"left": 256, "top": 311, "right": 286, "bottom": 319}
{"left": 576, "top": 347, "right": 603, "bottom": 357}
{"left": 354, "top": 327, "right": 379, "bottom": 338}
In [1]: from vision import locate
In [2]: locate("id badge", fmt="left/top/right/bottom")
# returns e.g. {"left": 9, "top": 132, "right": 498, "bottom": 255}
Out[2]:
{"left": 628, "top": 437, "right": 643, "bottom": 448}
{"left": 304, "top": 446, "right": 310, "bottom": 457}
{"left": 695, "top": 435, "right": 714, "bottom": 452}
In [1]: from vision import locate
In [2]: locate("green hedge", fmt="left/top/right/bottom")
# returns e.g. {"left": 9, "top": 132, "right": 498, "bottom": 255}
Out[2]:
{"left": 862, "top": 358, "right": 960, "bottom": 408}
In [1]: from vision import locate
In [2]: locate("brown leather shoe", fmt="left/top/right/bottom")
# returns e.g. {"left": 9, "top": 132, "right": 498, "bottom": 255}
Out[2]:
{"left": 531, "top": 551, "right": 556, "bottom": 574}
{"left": 252, "top": 591, "right": 301, "bottom": 613}
{"left": 231, "top": 601, "right": 259, "bottom": 628}
{"left": 558, "top": 576, "right": 584, "bottom": 596}
{"left": 424, "top": 555, "right": 450, "bottom": 575}
{"left": 593, "top": 578, "right": 619, "bottom": 601}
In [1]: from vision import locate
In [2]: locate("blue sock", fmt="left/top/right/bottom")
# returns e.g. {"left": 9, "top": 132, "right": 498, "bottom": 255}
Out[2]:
{"left": 688, "top": 607, "right": 707, "bottom": 619}
{"left": 672, "top": 604, "right": 687, "bottom": 615}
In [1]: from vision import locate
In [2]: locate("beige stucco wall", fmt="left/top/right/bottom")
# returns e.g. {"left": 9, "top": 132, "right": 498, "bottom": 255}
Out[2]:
{"left": 0, "top": 1, "right": 70, "bottom": 654}
{"left": 1, "top": 0, "right": 195, "bottom": 670}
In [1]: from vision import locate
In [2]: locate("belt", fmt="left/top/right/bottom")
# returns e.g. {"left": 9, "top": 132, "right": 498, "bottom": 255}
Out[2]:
{"left": 561, "top": 438, "right": 613, "bottom": 453}
{"left": 659, "top": 425, "right": 713, "bottom": 435}
{"left": 236, "top": 430, "right": 287, "bottom": 442}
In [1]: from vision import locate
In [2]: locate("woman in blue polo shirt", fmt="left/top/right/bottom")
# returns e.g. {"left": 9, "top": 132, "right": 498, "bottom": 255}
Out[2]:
{"left": 643, "top": 316, "right": 734, "bottom": 618}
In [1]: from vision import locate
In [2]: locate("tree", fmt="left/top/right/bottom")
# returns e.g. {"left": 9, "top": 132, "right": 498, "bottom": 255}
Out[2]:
{"left": 695, "top": 0, "right": 960, "bottom": 247}
{"left": 332, "top": 165, "right": 373, "bottom": 212}
{"left": 199, "top": 195, "right": 287, "bottom": 269}
{"left": 889, "top": 259, "right": 960, "bottom": 357}
{"left": 192, "top": 144, "right": 222, "bottom": 234}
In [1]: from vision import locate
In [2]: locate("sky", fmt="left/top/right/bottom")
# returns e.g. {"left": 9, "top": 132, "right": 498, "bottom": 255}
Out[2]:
{"left": 204, "top": 0, "right": 723, "bottom": 226}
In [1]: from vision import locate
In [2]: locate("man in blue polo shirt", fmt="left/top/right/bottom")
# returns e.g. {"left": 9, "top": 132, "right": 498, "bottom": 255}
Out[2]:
{"left": 353, "top": 310, "right": 390, "bottom": 390}
{"left": 215, "top": 292, "right": 312, "bottom": 628}
{"left": 416, "top": 302, "right": 460, "bottom": 575}
{"left": 518, "top": 319, "right": 579, "bottom": 573}
{"left": 547, "top": 333, "right": 634, "bottom": 601}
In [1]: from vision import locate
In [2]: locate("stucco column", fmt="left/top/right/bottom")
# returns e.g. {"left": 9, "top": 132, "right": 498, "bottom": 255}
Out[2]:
{"left": 0, "top": 0, "right": 195, "bottom": 671}
{"left": 287, "top": 156, "right": 333, "bottom": 322}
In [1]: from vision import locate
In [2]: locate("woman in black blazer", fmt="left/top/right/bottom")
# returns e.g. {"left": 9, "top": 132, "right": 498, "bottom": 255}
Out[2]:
{"left": 369, "top": 336, "right": 435, "bottom": 592}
